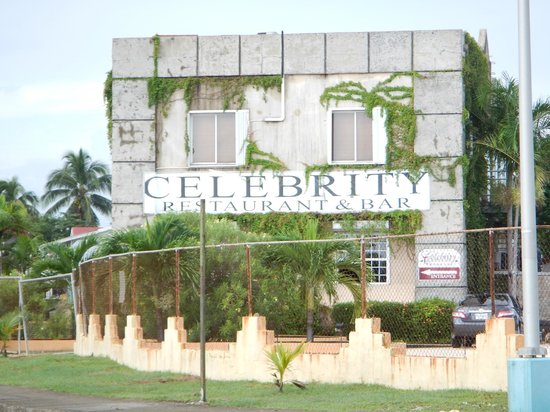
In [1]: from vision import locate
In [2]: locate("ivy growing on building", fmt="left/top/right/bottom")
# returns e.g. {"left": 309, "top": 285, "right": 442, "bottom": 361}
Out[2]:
{"left": 244, "top": 140, "right": 286, "bottom": 173}
{"left": 227, "top": 210, "right": 422, "bottom": 237}
{"left": 103, "top": 70, "right": 113, "bottom": 148}
{"left": 462, "top": 32, "right": 492, "bottom": 230}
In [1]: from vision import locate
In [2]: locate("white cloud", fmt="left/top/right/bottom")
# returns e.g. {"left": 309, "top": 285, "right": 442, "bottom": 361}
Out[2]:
{"left": 0, "top": 81, "right": 104, "bottom": 118}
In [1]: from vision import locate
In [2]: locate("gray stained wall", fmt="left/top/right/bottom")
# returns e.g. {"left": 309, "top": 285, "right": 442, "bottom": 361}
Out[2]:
{"left": 111, "top": 30, "right": 469, "bottom": 302}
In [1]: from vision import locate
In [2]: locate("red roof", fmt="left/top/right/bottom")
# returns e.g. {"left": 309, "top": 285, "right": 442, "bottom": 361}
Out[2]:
{"left": 70, "top": 227, "right": 99, "bottom": 236}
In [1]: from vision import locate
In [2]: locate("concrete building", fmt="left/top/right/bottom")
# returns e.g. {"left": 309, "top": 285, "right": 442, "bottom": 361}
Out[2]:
{"left": 109, "top": 30, "right": 488, "bottom": 302}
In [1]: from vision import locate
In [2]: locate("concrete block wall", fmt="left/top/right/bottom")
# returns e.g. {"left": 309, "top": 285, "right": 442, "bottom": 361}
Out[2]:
{"left": 111, "top": 29, "right": 466, "bottom": 228}
{"left": 75, "top": 314, "right": 522, "bottom": 391}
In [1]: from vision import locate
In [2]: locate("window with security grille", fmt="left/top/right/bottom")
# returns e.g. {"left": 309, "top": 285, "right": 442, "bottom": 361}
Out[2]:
{"left": 365, "top": 237, "right": 389, "bottom": 283}
{"left": 333, "top": 221, "right": 390, "bottom": 284}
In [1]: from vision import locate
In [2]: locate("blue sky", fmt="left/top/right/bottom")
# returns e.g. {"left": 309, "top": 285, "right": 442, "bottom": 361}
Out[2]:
{"left": 1, "top": 0, "right": 548, "bottom": 225}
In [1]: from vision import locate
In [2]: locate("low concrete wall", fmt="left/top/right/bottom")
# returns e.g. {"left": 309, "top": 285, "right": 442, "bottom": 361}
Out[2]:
{"left": 7, "top": 339, "right": 75, "bottom": 353}
{"left": 74, "top": 314, "right": 522, "bottom": 391}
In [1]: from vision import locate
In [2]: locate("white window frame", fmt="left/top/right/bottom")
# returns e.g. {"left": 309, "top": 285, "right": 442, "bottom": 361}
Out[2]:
{"left": 333, "top": 221, "right": 390, "bottom": 284}
{"left": 188, "top": 110, "right": 248, "bottom": 167}
{"left": 327, "top": 107, "right": 387, "bottom": 165}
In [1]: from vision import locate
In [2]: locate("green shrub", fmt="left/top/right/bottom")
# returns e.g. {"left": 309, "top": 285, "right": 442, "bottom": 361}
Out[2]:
{"left": 366, "top": 298, "right": 454, "bottom": 344}
{"left": 332, "top": 302, "right": 356, "bottom": 335}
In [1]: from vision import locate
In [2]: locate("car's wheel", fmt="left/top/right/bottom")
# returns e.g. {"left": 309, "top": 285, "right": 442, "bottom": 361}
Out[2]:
{"left": 451, "top": 336, "right": 462, "bottom": 348}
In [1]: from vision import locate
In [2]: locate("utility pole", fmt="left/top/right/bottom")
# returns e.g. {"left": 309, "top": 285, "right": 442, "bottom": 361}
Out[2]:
{"left": 199, "top": 199, "right": 207, "bottom": 403}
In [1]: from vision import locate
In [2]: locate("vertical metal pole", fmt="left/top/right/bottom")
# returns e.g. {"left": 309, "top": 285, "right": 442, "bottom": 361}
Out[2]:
{"left": 360, "top": 238, "right": 367, "bottom": 318}
{"left": 70, "top": 271, "right": 78, "bottom": 338}
{"left": 517, "top": 0, "right": 545, "bottom": 357}
{"left": 79, "top": 266, "right": 87, "bottom": 335}
{"left": 108, "top": 258, "right": 113, "bottom": 315}
{"left": 132, "top": 254, "right": 137, "bottom": 315}
{"left": 246, "top": 245, "right": 253, "bottom": 316}
{"left": 489, "top": 231, "right": 496, "bottom": 316}
{"left": 175, "top": 250, "right": 180, "bottom": 318}
{"left": 91, "top": 262, "right": 96, "bottom": 314}
{"left": 199, "top": 199, "right": 207, "bottom": 403}
{"left": 17, "top": 278, "right": 28, "bottom": 355}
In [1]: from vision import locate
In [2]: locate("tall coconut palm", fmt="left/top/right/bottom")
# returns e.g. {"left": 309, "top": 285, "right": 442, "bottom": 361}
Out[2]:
{"left": 96, "top": 213, "right": 199, "bottom": 340}
{"left": 264, "top": 218, "right": 361, "bottom": 342}
{"left": 0, "top": 177, "right": 39, "bottom": 216}
{"left": 477, "top": 74, "right": 550, "bottom": 296}
{"left": 42, "top": 149, "right": 111, "bottom": 226}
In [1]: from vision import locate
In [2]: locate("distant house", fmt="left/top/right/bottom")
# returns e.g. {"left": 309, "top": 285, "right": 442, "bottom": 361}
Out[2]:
{"left": 54, "top": 226, "right": 111, "bottom": 246}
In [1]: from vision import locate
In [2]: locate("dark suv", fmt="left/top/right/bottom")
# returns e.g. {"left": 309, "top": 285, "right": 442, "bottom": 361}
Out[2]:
{"left": 451, "top": 293, "right": 522, "bottom": 347}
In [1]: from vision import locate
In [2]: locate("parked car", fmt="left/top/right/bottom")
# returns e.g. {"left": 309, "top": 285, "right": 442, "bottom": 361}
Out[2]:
{"left": 451, "top": 293, "right": 522, "bottom": 347}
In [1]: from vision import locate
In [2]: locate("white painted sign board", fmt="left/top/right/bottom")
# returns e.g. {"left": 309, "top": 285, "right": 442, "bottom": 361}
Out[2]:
{"left": 418, "top": 248, "right": 461, "bottom": 280}
{"left": 143, "top": 170, "right": 430, "bottom": 215}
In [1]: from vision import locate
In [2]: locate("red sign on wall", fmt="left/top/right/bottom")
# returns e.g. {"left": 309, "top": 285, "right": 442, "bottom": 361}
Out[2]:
{"left": 418, "top": 267, "right": 460, "bottom": 280}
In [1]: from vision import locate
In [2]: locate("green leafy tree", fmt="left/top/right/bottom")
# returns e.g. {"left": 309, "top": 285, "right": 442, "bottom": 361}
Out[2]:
{"left": 0, "top": 195, "right": 31, "bottom": 274}
{"left": 477, "top": 74, "right": 550, "bottom": 296}
{"left": 0, "top": 313, "right": 19, "bottom": 357}
{"left": 96, "top": 213, "right": 198, "bottom": 340}
{"left": 32, "top": 214, "right": 89, "bottom": 242}
{"left": 264, "top": 218, "right": 361, "bottom": 342}
{"left": 42, "top": 149, "right": 111, "bottom": 226}
{"left": 0, "top": 177, "right": 39, "bottom": 216}
{"left": 32, "top": 235, "right": 99, "bottom": 277}
{"left": 4, "top": 236, "right": 40, "bottom": 274}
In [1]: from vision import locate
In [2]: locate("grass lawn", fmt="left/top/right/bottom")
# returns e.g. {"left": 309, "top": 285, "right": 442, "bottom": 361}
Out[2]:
{"left": 0, "top": 353, "right": 507, "bottom": 411}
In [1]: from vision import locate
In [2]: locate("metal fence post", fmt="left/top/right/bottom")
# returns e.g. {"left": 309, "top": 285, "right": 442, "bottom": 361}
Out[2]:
{"left": 91, "top": 261, "right": 96, "bottom": 315}
{"left": 132, "top": 254, "right": 137, "bottom": 315}
{"left": 199, "top": 199, "right": 207, "bottom": 403}
{"left": 175, "top": 250, "right": 180, "bottom": 318}
{"left": 360, "top": 237, "right": 367, "bottom": 318}
{"left": 246, "top": 245, "right": 253, "bottom": 316}
{"left": 489, "top": 230, "right": 495, "bottom": 316}
{"left": 109, "top": 257, "right": 113, "bottom": 315}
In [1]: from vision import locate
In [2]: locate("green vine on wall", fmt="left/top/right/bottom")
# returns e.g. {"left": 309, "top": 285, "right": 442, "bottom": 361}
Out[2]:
{"left": 462, "top": 32, "right": 492, "bottom": 229}
{"left": 148, "top": 34, "right": 281, "bottom": 114}
{"left": 318, "top": 72, "right": 461, "bottom": 185}
{"left": 103, "top": 70, "right": 113, "bottom": 149}
{"left": 244, "top": 140, "right": 286, "bottom": 173}
{"left": 147, "top": 76, "right": 282, "bottom": 114}
{"left": 320, "top": 72, "right": 423, "bottom": 171}
{"left": 227, "top": 210, "right": 422, "bottom": 237}
{"left": 147, "top": 34, "right": 283, "bottom": 166}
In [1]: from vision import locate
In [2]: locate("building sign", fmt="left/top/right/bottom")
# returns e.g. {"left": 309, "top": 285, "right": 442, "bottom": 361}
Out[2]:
{"left": 143, "top": 170, "right": 430, "bottom": 214}
{"left": 418, "top": 249, "right": 461, "bottom": 280}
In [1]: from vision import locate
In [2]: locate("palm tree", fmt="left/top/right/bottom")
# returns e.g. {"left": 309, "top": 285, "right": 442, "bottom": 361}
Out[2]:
{"left": 477, "top": 74, "right": 550, "bottom": 296}
{"left": 31, "top": 235, "right": 99, "bottom": 277}
{"left": 0, "top": 313, "right": 19, "bottom": 357}
{"left": 0, "top": 195, "right": 29, "bottom": 236}
{"left": 42, "top": 149, "right": 111, "bottom": 226}
{"left": 0, "top": 195, "right": 31, "bottom": 274}
{"left": 96, "top": 213, "right": 199, "bottom": 340}
{"left": 265, "top": 342, "right": 305, "bottom": 392}
{"left": 0, "top": 177, "right": 39, "bottom": 215}
{"left": 264, "top": 218, "right": 361, "bottom": 342}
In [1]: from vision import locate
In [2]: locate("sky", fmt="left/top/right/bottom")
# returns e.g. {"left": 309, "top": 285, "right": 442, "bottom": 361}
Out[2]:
{"left": 1, "top": 0, "right": 549, "bottom": 226}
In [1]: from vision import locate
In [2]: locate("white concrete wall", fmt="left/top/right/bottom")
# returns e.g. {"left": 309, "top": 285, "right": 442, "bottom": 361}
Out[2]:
{"left": 75, "top": 314, "right": 522, "bottom": 391}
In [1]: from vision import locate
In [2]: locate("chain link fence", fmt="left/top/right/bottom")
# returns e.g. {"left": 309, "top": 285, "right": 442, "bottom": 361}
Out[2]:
{"left": 73, "top": 226, "right": 550, "bottom": 355}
